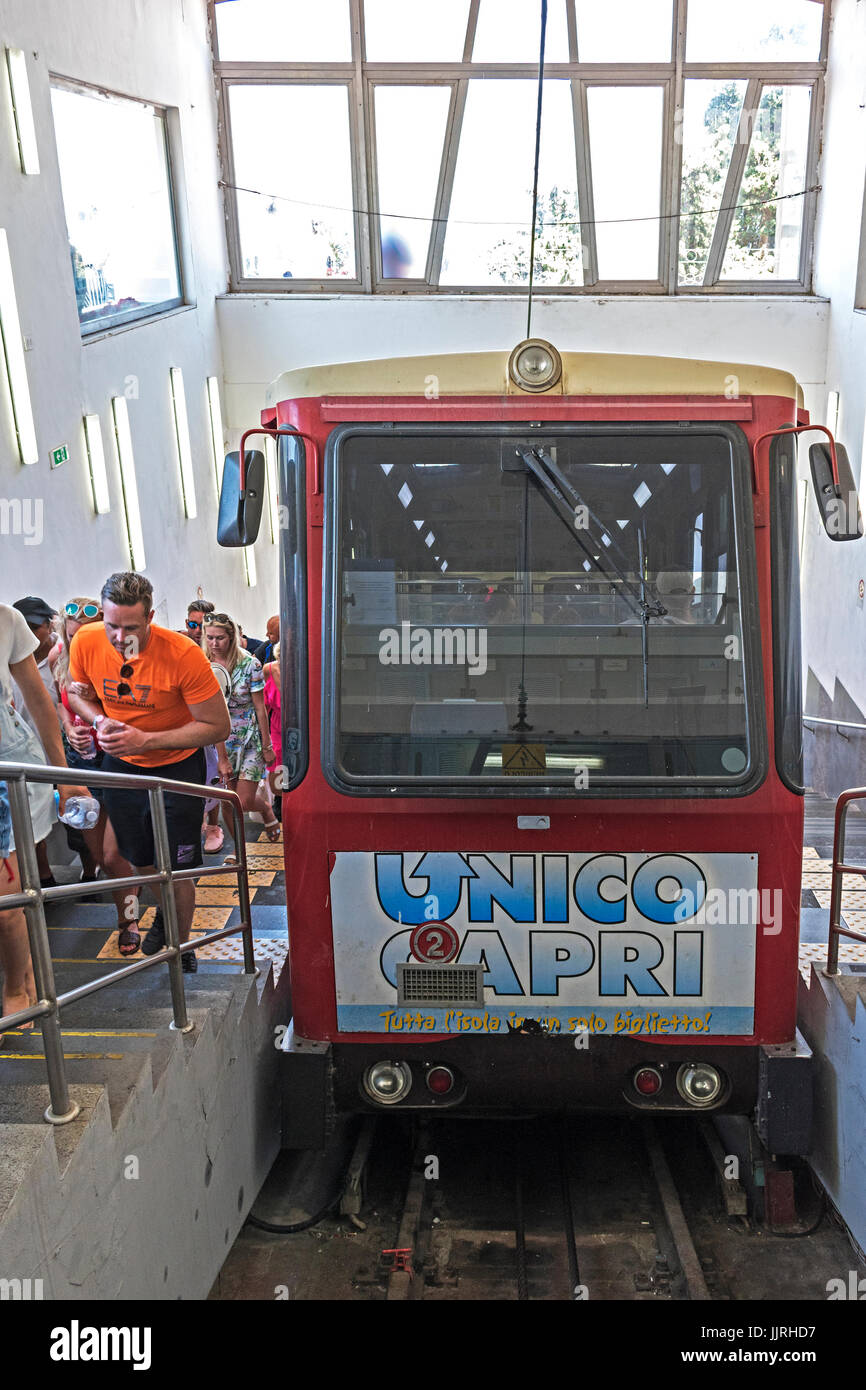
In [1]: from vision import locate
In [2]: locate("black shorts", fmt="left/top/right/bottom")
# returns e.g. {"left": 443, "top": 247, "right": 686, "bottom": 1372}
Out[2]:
{"left": 101, "top": 750, "right": 206, "bottom": 872}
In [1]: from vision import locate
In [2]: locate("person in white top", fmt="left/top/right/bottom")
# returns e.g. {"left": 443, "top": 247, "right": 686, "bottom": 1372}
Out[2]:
{"left": 11, "top": 597, "right": 62, "bottom": 885}
{"left": 0, "top": 604, "right": 88, "bottom": 1037}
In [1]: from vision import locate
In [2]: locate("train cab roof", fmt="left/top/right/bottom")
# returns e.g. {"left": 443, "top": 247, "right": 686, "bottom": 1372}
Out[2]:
{"left": 265, "top": 348, "right": 803, "bottom": 409}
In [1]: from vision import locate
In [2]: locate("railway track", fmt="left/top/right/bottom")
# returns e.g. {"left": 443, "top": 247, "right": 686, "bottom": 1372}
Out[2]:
{"left": 384, "top": 1115, "right": 720, "bottom": 1301}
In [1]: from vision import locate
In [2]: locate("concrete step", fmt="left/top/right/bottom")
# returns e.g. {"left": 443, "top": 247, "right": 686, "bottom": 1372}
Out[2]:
{"left": 0, "top": 969, "right": 265, "bottom": 1126}
{"left": 0, "top": 1085, "right": 107, "bottom": 1178}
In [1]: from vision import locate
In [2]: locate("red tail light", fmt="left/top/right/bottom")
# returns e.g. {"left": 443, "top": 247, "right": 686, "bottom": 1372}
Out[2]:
{"left": 426, "top": 1065, "right": 455, "bottom": 1095}
{"left": 633, "top": 1066, "right": 663, "bottom": 1097}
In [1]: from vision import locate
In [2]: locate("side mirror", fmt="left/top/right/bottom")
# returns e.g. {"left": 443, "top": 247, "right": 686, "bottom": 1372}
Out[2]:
{"left": 217, "top": 449, "right": 264, "bottom": 547}
{"left": 809, "top": 442, "right": 863, "bottom": 542}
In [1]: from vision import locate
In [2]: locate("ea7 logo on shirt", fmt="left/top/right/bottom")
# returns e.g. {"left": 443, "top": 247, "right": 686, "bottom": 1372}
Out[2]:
{"left": 102, "top": 679, "right": 153, "bottom": 708}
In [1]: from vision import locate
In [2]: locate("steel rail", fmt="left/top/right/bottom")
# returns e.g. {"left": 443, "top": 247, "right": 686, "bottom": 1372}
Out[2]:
{"left": 643, "top": 1118, "right": 712, "bottom": 1300}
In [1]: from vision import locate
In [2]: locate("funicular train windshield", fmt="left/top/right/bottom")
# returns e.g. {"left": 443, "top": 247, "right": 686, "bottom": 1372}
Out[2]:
{"left": 327, "top": 423, "right": 759, "bottom": 790}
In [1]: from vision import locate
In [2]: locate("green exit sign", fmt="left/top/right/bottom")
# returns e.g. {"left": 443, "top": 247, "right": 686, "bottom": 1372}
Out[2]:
{"left": 50, "top": 444, "right": 69, "bottom": 469}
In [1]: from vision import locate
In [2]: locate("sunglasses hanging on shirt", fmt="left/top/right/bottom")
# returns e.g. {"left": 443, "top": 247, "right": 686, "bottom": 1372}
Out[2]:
{"left": 117, "top": 661, "right": 136, "bottom": 697}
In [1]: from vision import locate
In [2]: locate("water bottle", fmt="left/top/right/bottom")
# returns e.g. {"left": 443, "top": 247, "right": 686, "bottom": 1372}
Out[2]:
{"left": 72, "top": 714, "right": 97, "bottom": 760}
{"left": 58, "top": 795, "right": 100, "bottom": 830}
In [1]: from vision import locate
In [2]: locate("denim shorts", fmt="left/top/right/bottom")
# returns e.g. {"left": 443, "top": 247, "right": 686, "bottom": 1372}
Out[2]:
{"left": 0, "top": 781, "right": 10, "bottom": 860}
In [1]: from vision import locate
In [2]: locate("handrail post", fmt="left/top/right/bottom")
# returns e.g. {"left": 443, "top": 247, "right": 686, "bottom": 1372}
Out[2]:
{"left": 232, "top": 798, "right": 257, "bottom": 976}
{"left": 826, "top": 795, "right": 850, "bottom": 976}
{"left": 6, "top": 775, "right": 79, "bottom": 1124}
{"left": 148, "top": 786, "right": 193, "bottom": 1034}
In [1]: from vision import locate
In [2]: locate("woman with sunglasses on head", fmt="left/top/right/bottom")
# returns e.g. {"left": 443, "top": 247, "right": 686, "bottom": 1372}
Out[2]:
{"left": 204, "top": 614, "right": 280, "bottom": 859}
{"left": 51, "top": 599, "right": 139, "bottom": 952}
{"left": 181, "top": 600, "right": 224, "bottom": 855}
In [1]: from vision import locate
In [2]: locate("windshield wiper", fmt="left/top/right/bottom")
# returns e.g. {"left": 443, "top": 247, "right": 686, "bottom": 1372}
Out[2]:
{"left": 516, "top": 447, "right": 666, "bottom": 706}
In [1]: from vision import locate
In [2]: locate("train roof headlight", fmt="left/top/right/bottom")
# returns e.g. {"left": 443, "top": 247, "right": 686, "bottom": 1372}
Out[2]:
{"left": 508, "top": 338, "right": 562, "bottom": 392}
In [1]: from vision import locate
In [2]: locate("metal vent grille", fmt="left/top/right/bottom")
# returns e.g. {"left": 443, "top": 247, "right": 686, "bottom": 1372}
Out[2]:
{"left": 397, "top": 963, "right": 484, "bottom": 1006}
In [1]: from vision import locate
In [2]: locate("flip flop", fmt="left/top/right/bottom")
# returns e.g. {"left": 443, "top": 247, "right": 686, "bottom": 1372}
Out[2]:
{"left": 117, "top": 924, "right": 141, "bottom": 957}
{"left": 203, "top": 824, "right": 225, "bottom": 854}
{"left": 263, "top": 818, "right": 281, "bottom": 843}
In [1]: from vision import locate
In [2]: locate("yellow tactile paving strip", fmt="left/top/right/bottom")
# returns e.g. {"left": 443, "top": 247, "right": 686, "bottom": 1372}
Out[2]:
{"left": 207, "top": 872, "right": 275, "bottom": 887}
{"left": 97, "top": 906, "right": 232, "bottom": 959}
{"left": 800, "top": 845, "right": 866, "bottom": 982}
{"left": 803, "top": 873, "right": 866, "bottom": 893}
{"left": 95, "top": 901, "right": 288, "bottom": 980}
{"left": 193, "top": 887, "right": 246, "bottom": 906}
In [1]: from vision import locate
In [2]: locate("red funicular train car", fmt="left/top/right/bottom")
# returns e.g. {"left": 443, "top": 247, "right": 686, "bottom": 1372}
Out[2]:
{"left": 218, "top": 340, "right": 859, "bottom": 1150}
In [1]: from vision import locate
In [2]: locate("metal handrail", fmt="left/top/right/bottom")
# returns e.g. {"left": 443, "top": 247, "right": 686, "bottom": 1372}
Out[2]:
{"left": 803, "top": 714, "right": 866, "bottom": 734}
{"left": 825, "top": 787, "right": 866, "bottom": 976}
{"left": 0, "top": 760, "right": 259, "bottom": 1125}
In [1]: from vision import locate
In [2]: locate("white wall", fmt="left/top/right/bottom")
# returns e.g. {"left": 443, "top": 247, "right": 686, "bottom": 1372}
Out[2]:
{"left": 218, "top": 292, "right": 830, "bottom": 429}
{"left": 0, "top": 0, "right": 275, "bottom": 635}
{"left": 801, "top": 0, "right": 866, "bottom": 721}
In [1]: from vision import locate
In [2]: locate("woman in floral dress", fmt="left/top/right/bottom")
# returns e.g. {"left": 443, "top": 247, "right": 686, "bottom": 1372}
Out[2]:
{"left": 204, "top": 614, "right": 279, "bottom": 861}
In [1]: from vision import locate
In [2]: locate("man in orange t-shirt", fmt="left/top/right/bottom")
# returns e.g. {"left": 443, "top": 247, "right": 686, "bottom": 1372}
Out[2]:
{"left": 67, "top": 572, "right": 230, "bottom": 969}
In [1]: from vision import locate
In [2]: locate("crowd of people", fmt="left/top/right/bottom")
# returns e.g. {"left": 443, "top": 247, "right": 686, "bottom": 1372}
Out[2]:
{"left": 0, "top": 576, "right": 282, "bottom": 1027}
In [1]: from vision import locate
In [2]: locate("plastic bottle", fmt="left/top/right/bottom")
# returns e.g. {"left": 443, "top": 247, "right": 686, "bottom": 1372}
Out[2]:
{"left": 58, "top": 795, "right": 100, "bottom": 830}
{"left": 72, "top": 714, "right": 97, "bottom": 760}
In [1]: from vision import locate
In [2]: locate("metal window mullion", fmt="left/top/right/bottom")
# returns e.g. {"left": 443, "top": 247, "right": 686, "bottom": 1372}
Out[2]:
{"left": 350, "top": 0, "right": 372, "bottom": 290}
{"left": 819, "top": 0, "right": 832, "bottom": 64}
{"left": 364, "top": 75, "right": 383, "bottom": 286}
{"left": 666, "top": 0, "right": 687, "bottom": 292}
{"left": 658, "top": 77, "right": 676, "bottom": 288}
{"left": 214, "top": 63, "right": 356, "bottom": 79}
{"left": 217, "top": 79, "right": 245, "bottom": 290}
{"left": 798, "top": 77, "right": 823, "bottom": 292}
{"left": 570, "top": 78, "right": 597, "bottom": 286}
{"left": 682, "top": 63, "right": 824, "bottom": 81}
{"left": 425, "top": 0, "right": 479, "bottom": 283}
{"left": 702, "top": 75, "right": 762, "bottom": 287}
{"left": 213, "top": 63, "right": 822, "bottom": 80}
{"left": 565, "top": 0, "right": 578, "bottom": 60}
{"left": 425, "top": 82, "right": 465, "bottom": 285}
{"left": 462, "top": 0, "right": 480, "bottom": 61}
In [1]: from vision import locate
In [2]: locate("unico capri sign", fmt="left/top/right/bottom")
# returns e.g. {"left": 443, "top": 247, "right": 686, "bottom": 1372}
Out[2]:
{"left": 330, "top": 852, "right": 760, "bottom": 1035}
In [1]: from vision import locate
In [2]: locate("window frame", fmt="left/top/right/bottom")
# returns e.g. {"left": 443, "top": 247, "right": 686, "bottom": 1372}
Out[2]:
{"left": 50, "top": 76, "right": 186, "bottom": 335}
{"left": 322, "top": 420, "right": 768, "bottom": 799}
{"left": 211, "top": 0, "right": 828, "bottom": 296}
{"left": 277, "top": 432, "right": 310, "bottom": 791}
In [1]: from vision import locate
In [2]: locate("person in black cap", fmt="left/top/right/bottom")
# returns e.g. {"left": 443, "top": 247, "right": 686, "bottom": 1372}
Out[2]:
{"left": 12, "top": 598, "right": 61, "bottom": 887}
{"left": 13, "top": 598, "right": 58, "bottom": 669}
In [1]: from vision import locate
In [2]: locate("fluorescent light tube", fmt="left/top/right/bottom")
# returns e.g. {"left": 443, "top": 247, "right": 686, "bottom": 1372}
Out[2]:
{"left": 5, "top": 49, "right": 40, "bottom": 175}
{"left": 112, "top": 395, "right": 146, "bottom": 569}
{"left": 170, "top": 367, "right": 197, "bottom": 518}
{"left": 0, "top": 228, "right": 38, "bottom": 464}
{"left": 83, "top": 413, "right": 110, "bottom": 513}
{"left": 206, "top": 375, "right": 225, "bottom": 492}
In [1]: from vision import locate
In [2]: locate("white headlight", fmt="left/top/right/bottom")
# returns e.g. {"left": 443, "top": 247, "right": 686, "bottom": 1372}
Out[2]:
{"left": 508, "top": 338, "right": 562, "bottom": 392}
{"left": 363, "top": 1060, "right": 412, "bottom": 1105}
{"left": 676, "top": 1062, "right": 722, "bottom": 1106}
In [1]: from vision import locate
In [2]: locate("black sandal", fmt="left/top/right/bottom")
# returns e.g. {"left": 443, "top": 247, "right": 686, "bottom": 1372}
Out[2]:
{"left": 117, "top": 924, "right": 141, "bottom": 957}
